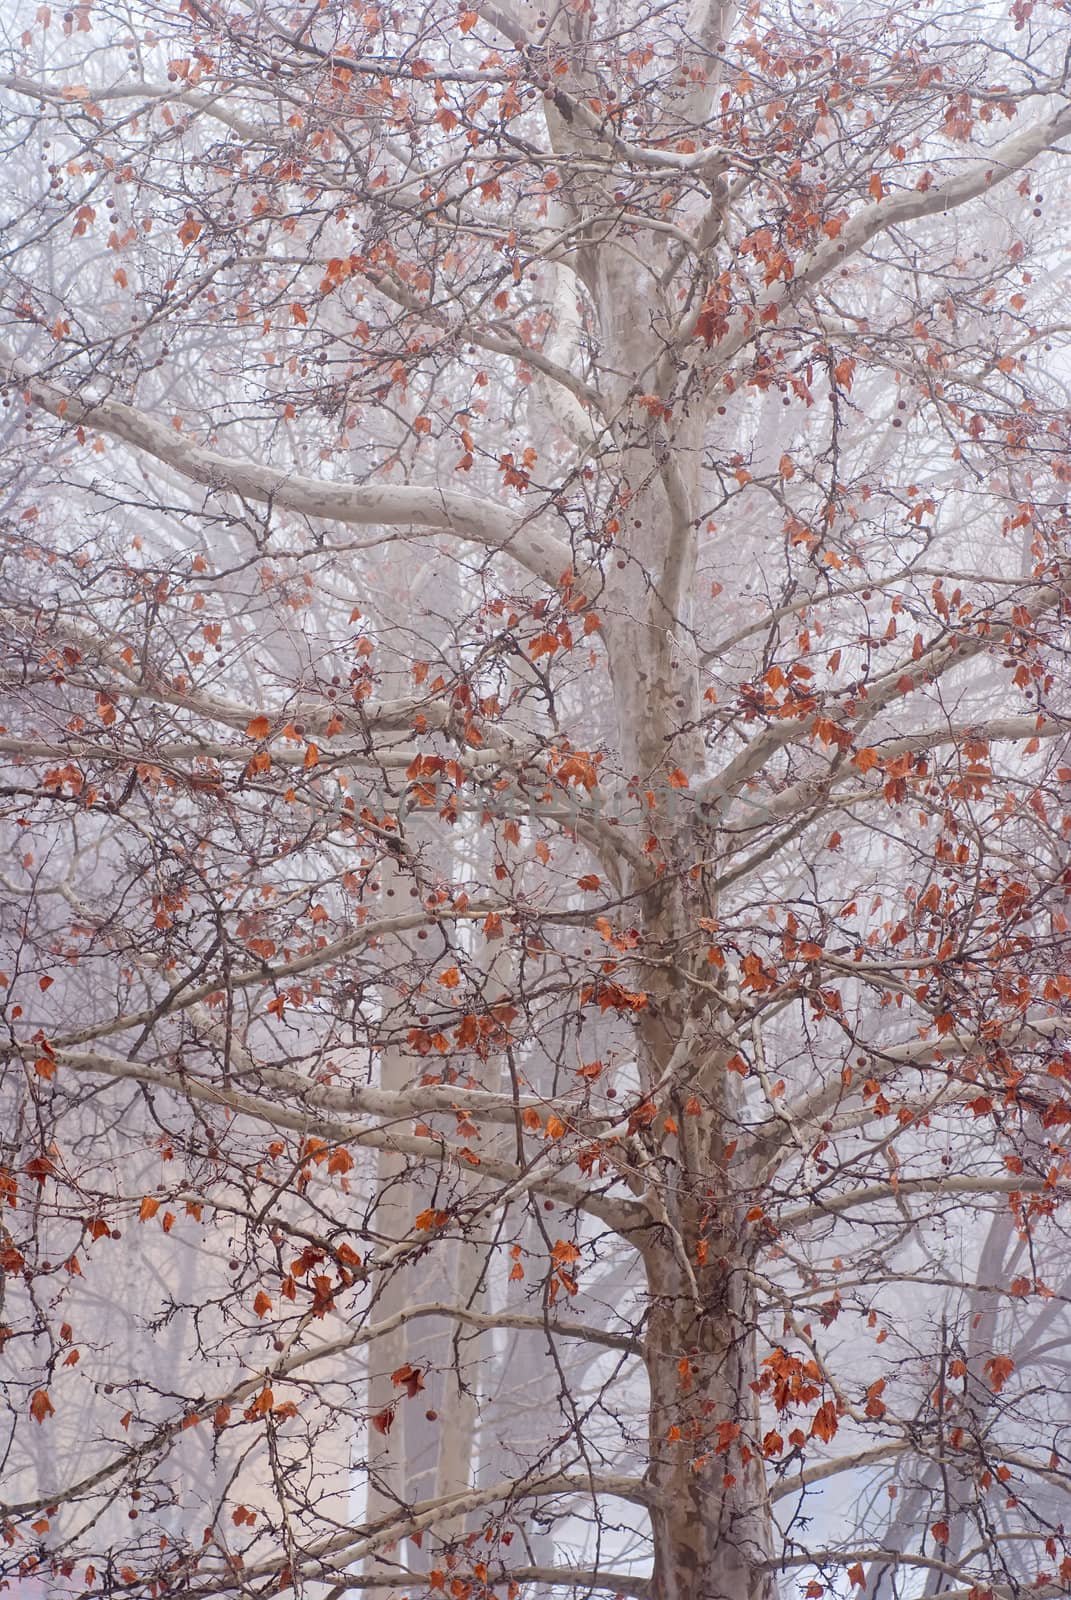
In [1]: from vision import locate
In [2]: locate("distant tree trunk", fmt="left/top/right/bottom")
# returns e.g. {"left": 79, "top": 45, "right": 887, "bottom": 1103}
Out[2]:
{"left": 364, "top": 1042, "right": 413, "bottom": 1577}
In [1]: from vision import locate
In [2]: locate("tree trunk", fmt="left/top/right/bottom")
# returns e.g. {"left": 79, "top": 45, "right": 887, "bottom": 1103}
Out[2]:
{"left": 645, "top": 1275, "right": 775, "bottom": 1600}
{"left": 599, "top": 409, "right": 775, "bottom": 1596}
{"left": 640, "top": 1056, "right": 776, "bottom": 1600}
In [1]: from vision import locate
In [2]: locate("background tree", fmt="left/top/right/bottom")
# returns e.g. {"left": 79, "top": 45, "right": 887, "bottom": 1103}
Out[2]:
{"left": 3, "top": 1, "right": 1071, "bottom": 1598}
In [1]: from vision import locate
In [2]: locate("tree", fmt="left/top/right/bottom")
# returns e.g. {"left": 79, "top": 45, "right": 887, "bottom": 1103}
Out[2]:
{"left": 2, "top": 0, "right": 1071, "bottom": 1596}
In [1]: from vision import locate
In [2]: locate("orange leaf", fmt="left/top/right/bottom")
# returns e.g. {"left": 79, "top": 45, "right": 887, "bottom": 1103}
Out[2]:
{"left": 246, "top": 715, "right": 271, "bottom": 740}
{"left": 303, "top": 743, "right": 319, "bottom": 769}
{"left": 138, "top": 1197, "right": 160, "bottom": 1222}
{"left": 391, "top": 1362, "right": 425, "bottom": 1398}
{"left": 245, "top": 749, "right": 271, "bottom": 778}
{"left": 667, "top": 767, "right": 689, "bottom": 789}
{"left": 246, "top": 1387, "right": 274, "bottom": 1419}
{"left": 810, "top": 1400, "right": 838, "bottom": 1443}
{"left": 253, "top": 1291, "right": 272, "bottom": 1318}
{"left": 415, "top": 1207, "right": 449, "bottom": 1231}
{"left": 984, "top": 1353, "right": 1014, "bottom": 1392}
{"left": 30, "top": 1389, "right": 54, "bottom": 1424}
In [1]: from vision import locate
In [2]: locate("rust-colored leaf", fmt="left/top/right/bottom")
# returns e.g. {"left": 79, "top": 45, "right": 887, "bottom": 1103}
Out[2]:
{"left": 391, "top": 1362, "right": 425, "bottom": 1398}
{"left": 30, "top": 1389, "right": 54, "bottom": 1424}
{"left": 984, "top": 1354, "right": 1014, "bottom": 1392}
{"left": 810, "top": 1401, "right": 838, "bottom": 1443}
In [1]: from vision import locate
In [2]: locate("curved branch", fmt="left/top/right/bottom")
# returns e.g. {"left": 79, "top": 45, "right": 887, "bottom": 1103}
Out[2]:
{"left": 0, "top": 348, "right": 580, "bottom": 592}
{"left": 325, "top": 1569, "right": 650, "bottom": 1597}
{"left": 778, "top": 1173, "right": 1068, "bottom": 1233}
{"left": 685, "top": 100, "right": 1071, "bottom": 365}
{"left": 7, "top": 1043, "right": 645, "bottom": 1230}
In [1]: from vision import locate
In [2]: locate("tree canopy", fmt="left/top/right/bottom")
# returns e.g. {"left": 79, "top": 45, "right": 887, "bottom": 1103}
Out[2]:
{"left": 3, "top": 1, "right": 1071, "bottom": 1598}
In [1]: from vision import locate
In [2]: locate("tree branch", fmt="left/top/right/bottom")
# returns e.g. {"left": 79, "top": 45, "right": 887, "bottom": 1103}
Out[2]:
{"left": 0, "top": 348, "right": 581, "bottom": 592}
